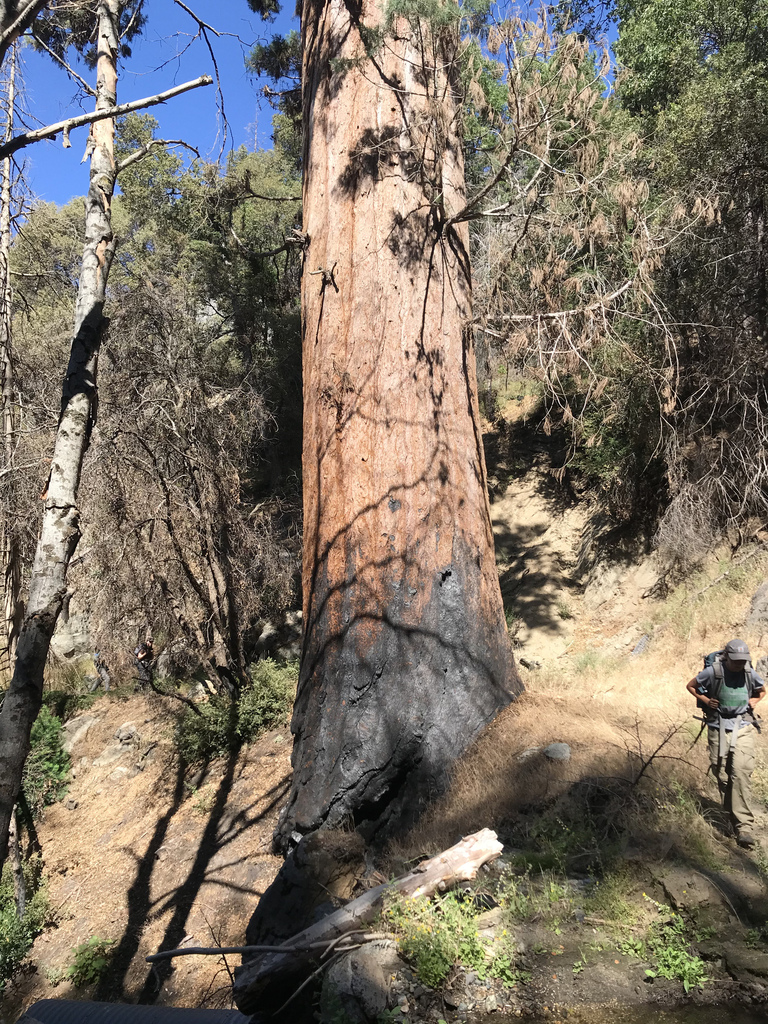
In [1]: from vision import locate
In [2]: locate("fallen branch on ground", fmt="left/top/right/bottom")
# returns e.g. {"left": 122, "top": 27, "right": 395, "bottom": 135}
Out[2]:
{"left": 146, "top": 931, "right": 394, "bottom": 963}
{"left": 232, "top": 827, "right": 503, "bottom": 1015}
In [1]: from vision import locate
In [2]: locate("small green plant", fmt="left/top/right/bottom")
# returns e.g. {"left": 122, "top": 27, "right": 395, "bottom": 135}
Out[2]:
{"left": 556, "top": 599, "right": 574, "bottom": 620}
{"left": 382, "top": 891, "right": 509, "bottom": 989}
{"left": 746, "top": 925, "right": 768, "bottom": 949}
{"left": 572, "top": 951, "right": 587, "bottom": 975}
{"left": 22, "top": 707, "right": 70, "bottom": 816}
{"left": 67, "top": 936, "right": 114, "bottom": 987}
{"left": 644, "top": 911, "right": 708, "bottom": 992}
{"left": 0, "top": 856, "right": 49, "bottom": 991}
{"left": 496, "top": 869, "right": 531, "bottom": 920}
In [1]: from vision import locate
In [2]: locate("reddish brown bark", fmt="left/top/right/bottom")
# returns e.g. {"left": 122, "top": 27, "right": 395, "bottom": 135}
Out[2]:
{"left": 278, "top": 0, "right": 522, "bottom": 846}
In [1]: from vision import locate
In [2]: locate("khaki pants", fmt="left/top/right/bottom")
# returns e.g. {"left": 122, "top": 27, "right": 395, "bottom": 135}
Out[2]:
{"left": 708, "top": 724, "right": 757, "bottom": 834}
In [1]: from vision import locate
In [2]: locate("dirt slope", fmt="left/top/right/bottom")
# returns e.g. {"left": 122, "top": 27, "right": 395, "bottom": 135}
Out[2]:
{"left": 3, "top": 696, "right": 290, "bottom": 1020}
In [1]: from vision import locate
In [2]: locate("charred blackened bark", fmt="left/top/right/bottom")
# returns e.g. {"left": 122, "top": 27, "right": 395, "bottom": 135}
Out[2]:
{"left": 0, "top": 0, "right": 120, "bottom": 871}
{"left": 277, "top": 0, "right": 522, "bottom": 848}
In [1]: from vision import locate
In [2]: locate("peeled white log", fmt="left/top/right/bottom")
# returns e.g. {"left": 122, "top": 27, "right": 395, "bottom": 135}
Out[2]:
{"left": 233, "top": 828, "right": 503, "bottom": 1014}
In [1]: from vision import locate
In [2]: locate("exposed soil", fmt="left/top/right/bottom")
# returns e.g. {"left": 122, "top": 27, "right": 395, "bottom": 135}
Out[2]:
{"left": 2, "top": 695, "right": 290, "bottom": 1020}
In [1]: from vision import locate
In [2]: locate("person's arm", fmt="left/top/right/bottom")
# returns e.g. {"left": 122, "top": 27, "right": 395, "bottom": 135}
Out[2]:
{"left": 749, "top": 675, "right": 766, "bottom": 710}
{"left": 687, "top": 676, "right": 718, "bottom": 709}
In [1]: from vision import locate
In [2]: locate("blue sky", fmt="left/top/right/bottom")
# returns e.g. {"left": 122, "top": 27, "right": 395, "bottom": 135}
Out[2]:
{"left": 15, "top": 0, "right": 298, "bottom": 205}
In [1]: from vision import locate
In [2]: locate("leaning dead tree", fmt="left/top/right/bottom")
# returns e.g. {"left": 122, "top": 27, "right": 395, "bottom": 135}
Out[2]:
{"left": 276, "top": 0, "right": 522, "bottom": 851}
{"left": 0, "top": 0, "right": 211, "bottom": 872}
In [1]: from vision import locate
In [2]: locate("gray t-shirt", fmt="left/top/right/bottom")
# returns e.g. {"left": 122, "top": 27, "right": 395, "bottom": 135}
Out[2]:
{"left": 695, "top": 664, "right": 765, "bottom": 730}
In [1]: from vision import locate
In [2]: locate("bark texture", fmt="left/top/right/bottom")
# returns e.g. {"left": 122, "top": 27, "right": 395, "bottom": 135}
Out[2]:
{"left": 0, "top": 45, "right": 19, "bottom": 676}
{"left": 279, "top": 0, "right": 522, "bottom": 846}
{"left": 0, "top": 1, "right": 119, "bottom": 871}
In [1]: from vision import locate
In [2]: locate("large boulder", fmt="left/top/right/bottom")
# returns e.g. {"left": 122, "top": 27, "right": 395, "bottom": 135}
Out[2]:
{"left": 321, "top": 942, "right": 402, "bottom": 1023}
{"left": 61, "top": 714, "right": 98, "bottom": 754}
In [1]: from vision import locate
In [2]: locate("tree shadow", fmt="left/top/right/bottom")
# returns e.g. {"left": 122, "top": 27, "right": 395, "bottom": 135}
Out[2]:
{"left": 94, "top": 722, "right": 291, "bottom": 1004}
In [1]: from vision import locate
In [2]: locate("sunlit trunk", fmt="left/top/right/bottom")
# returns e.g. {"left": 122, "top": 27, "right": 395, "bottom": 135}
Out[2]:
{"left": 278, "top": 0, "right": 522, "bottom": 846}
{"left": 0, "top": 1, "right": 119, "bottom": 871}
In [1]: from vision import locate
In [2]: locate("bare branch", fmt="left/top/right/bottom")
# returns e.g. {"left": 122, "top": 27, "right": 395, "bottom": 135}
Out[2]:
{"left": 116, "top": 138, "right": 201, "bottom": 174}
{"left": 486, "top": 279, "right": 634, "bottom": 325}
{"left": 173, "top": 0, "right": 221, "bottom": 37}
{"left": 30, "top": 30, "right": 97, "bottom": 97}
{"left": 0, "top": 75, "right": 214, "bottom": 161}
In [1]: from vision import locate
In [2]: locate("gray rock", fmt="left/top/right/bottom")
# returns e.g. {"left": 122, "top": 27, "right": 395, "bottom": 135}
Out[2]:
{"left": 255, "top": 609, "right": 303, "bottom": 662}
{"left": 485, "top": 994, "right": 498, "bottom": 1012}
{"left": 517, "top": 747, "right": 540, "bottom": 762}
{"left": 108, "top": 766, "right": 130, "bottom": 783}
{"left": 115, "top": 722, "right": 140, "bottom": 747}
{"left": 61, "top": 714, "right": 98, "bottom": 753}
{"left": 321, "top": 942, "right": 401, "bottom": 1022}
{"left": 65, "top": 798, "right": 78, "bottom": 811}
{"left": 93, "top": 743, "right": 127, "bottom": 767}
{"left": 543, "top": 742, "right": 571, "bottom": 761}
{"left": 519, "top": 656, "right": 542, "bottom": 670}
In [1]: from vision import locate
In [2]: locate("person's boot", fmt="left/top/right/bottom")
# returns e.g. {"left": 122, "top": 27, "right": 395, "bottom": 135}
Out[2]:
{"left": 736, "top": 828, "right": 756, "bottom": 849}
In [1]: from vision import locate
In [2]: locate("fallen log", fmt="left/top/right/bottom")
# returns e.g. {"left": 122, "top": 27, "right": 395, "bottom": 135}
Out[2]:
{"left": 233, "top": 827, "right": 503, "bottom": 1016}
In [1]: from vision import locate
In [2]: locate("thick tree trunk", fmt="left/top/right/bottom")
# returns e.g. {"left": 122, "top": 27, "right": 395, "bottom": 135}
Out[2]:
{"left": 278, "top": 0, "right": 522, "bottom": 847}
{"left": 0, "top": 0, "right": 119, "bottom": 872}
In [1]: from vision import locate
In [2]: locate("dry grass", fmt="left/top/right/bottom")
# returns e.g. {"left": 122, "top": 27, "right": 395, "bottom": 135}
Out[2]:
{"left": 388, "top": 547, "right": 768, "bottom": 872}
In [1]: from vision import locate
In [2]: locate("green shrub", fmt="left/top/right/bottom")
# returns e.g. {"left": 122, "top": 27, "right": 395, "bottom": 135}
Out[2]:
{"left": 237, "top": 659, "right": 297, "bottom": 740}
{"left": 645, "top": 913, "right": 708, "bottom": 992}
{"left": 382, "top": 891, "right": 528, "bottom": 991}
{"left": 0, "top": 856, "right": 49, "bottom": 991}
{"left": 22, "top": 707, "right": 70, "bottom": 817}
{"left": 175, "top": 659, "right": 297, "bottom": 765}
{"left": 176, "top": 699, "right": 238, "bottom": 765}
{"left": 67, "top": 936, "right": 114, "bottom": 987}
{"left": 383, "top": 892, "right": 488, "bottom": 988}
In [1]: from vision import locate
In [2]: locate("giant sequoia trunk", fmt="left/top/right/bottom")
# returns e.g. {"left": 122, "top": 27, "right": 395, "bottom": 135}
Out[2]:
{"left": 278, "top": 0, "right": 522, "bottom": 846}
{"left": 0, "top": 0, "right": 120, "bottom": 870}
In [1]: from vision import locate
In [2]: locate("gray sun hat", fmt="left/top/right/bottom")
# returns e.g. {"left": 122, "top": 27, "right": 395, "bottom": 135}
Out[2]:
{"left": 725, "top": 638, "right": 751, "bottom": 662}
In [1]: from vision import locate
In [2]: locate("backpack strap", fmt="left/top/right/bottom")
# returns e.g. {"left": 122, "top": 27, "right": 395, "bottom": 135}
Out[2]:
{"left": 711, "top": 656, "right": 725, "bottom": 704}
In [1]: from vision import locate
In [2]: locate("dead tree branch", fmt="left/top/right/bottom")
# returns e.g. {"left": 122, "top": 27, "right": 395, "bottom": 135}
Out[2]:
{"left": 0, "top": 75, "right": 213, "bottom": 160}
{"left": 116, "top": 138, "right": 200, "bottom": 174}
{"left": 30, "top": 30, "right": 97, "bottom": 97}
{"left": 233, "top": 829, "right": 503, "bottom": 1014}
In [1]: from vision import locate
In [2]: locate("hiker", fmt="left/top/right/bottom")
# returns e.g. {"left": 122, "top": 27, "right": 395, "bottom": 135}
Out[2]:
{"left": 134, "top": 639, "right": 154, "bottom": 692}
{"left": 687, "top": 638, "right": 765, "bottom": 848}
{"left": 89, "top": 650, "right": 111, "bottom": 692}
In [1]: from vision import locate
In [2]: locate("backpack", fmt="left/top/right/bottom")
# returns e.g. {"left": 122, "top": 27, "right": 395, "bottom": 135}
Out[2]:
{"left": 699, "top": 649, "right": 754, "bottom": 713}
